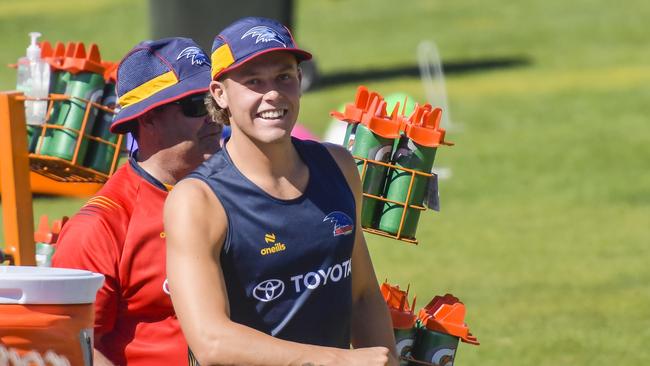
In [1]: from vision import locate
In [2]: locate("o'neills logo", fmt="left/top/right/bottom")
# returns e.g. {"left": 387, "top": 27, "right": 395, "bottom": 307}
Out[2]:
{"left": 260, "top": 232, "right": 287, "bottom": 256}
{"left": 261, "top": 242, "right": 286, "bottom": 255}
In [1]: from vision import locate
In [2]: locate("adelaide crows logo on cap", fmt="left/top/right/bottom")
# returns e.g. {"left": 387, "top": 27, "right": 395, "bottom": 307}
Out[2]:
{"left": 241, "top": 26, "right": 287, "bottom": 47}
{"left": 177, "top": 46, "right": 210, "bottom": 66}
{"left": 323, "top": 211, "right": 354, "bottom": 237}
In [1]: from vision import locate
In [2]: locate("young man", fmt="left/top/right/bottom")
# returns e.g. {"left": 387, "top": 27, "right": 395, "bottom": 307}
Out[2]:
{"left": 165, "top": 17, "right": 398, "bottom": 365}
{"left": 53, "top": 38, "right": 221, "bottom": 366}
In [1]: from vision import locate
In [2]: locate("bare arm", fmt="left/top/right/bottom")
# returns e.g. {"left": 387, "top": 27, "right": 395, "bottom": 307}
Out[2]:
{"left": 325, "top": 143, "right": 399, "bottom": 365}
{"left": 164, "top": 178, "right": 389, "bottom": 366}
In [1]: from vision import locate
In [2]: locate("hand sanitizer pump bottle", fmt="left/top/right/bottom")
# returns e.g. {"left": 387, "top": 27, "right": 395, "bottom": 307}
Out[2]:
{"left": 24, "top": 32, "right": 51, "bottom": 125}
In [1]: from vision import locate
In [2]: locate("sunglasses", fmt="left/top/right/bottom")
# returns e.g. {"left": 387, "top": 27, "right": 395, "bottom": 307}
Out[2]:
{"left": 171, "top": 93, "right": 209, "bottom": 118}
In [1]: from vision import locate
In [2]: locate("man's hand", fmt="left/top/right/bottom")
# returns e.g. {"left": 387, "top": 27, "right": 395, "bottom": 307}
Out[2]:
{"left": 349, "top": 347, "right": 392, "bottom": 366}
{"left": 322, "top": 346, "right": 393, "bottom": 366}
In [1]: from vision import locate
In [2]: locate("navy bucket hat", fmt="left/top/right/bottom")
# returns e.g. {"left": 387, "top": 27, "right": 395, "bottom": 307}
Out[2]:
{"left": 210, "top": 17, "right": 312, "bottom": 81}
{"left": 110, "top": 37, "right": 211, "bottom": 134}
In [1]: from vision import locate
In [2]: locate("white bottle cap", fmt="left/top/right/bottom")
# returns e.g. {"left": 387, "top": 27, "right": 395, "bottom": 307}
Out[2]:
{"left": 27, "top": 32, "right": 42, "bottom": 60}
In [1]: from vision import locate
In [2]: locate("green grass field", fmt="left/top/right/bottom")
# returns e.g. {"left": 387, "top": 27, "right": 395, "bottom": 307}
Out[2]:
{"left": 1, "top": 0, "right": 649, "bottom": 364}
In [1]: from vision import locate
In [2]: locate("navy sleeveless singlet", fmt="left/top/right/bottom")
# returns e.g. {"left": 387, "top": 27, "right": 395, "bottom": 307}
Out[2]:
{"left": 186, "top": 138, "right": 356, "bottom": 348}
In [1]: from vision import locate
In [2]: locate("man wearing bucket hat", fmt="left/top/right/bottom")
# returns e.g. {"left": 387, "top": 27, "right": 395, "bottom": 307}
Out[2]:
{"left": 52, "top": 37, "right": 221, "bottom": 366}
{"left": 164, "top": 17, "right": 397, "bottom": 365}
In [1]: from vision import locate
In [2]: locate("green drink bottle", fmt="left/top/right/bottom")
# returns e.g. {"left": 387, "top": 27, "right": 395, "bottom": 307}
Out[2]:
{"left": 379, "top": 106, "right": 451, "bottom": 238}
{"left": 409, "top": 294, "right": 479, "bottom": 366}
{"left": 380, "top": 282, "right": 417, "bottom": 366}
{"left": 47, "top": 42, "right": 74, "bottom": 95}
{"left": 409, "top": 324, "right": 459, "bottom": 366}
{"left": 42, "top": 67, "right": 71, "bottom": 149}
{"left": 42, "top": 41, "right": 70, "bottom": 95}
{"left": 84, "top": 65, "right": 119, "bottom": 173}
{"left": 33, "top": 41, "right": 70, "bottom": 154}
{"left": 384, "top": 92, "right": 416, "bottom": 167}
{"left": 379, "top": 136, "right": 436, "bottom": 238}
{"left": 351, "top": 97, "right": 401, "bottom": 228}
{"left": 40, "top": 43, "right": 105, "bottom": 163}
{"left": 395, "top": 327, "right": 417, "bottom": 366}
{"left": 330, "top": 86, "right": 383, "bottom": 151}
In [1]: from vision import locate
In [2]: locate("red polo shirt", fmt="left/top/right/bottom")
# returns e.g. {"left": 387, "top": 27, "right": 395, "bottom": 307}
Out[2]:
{"left": 53, "top": 160, "right": 187, "bottom": 366}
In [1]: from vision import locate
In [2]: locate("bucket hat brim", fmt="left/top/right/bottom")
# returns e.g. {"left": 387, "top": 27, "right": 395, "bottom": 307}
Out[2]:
{"left": 110, "top": 69, "right": 209, "bottom": 134}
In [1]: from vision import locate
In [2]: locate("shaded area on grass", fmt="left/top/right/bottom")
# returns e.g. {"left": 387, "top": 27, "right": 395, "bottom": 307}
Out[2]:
{"left": 309, "top": 56, "right": 530, "bottom": 91}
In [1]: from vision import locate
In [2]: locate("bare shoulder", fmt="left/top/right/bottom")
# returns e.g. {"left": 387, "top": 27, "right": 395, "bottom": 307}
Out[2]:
{"left": 322, "top": 142, "right": 358, "bottom": 180}
{"left": 164, "top": 178, "right": 227, "bottom": 244}
{"left": 322, "top": 142, "right": 353, "bottom": 164}
{"left": 165, "top": 177, "right": 226, "bottom": 222}
{"left": 167, "top": 177, "right": 215, "bottom": 204}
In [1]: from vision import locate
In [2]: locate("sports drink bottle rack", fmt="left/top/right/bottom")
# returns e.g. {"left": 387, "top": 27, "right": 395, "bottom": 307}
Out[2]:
{"left": 2, "top": 40, "right": 120, "bottom": 266}
{"left": 6, "top": 40, "right": 121, "bottom": 183}
{"left": 381, "top": 281, "right": 479, "bottom": 366}
{"left": 332, "top": 86, "right": 453, "bottom": 244}
{"left": 23, "top": 93, "right": 122, "bottom": 183}
{"left": 355, "top": 156, "right": 431, "bottom": 244}
{"left": 1, "top": 90, "right": 121, "bottom": 266}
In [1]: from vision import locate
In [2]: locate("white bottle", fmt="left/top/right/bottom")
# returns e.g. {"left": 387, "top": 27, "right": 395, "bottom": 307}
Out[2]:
{"left": 15, "top": 56, "right": 30, "bottom": 93}
{"left": 24, "top": 32, "right": 51, "bottom": 125}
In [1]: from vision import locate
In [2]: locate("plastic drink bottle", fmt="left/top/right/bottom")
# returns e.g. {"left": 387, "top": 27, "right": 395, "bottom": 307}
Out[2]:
{"left": 331, "top": 86, "right": 382, "bottom": 151}
{"left": 379, "top": 106, "right": 448, "bottom": 238}
{"left": 39, "top": 43, "right": 105, "bottom": 162}
{"left": 16, "top": 33, "right": 50, "bottom": 151}
{"left": 350, "top": 97, "right": 401, "bottom": 228}
{"left": 410, "top": 324, "right": 459, "bottom": 366}
{"left": 381, "top": 282, "right": 417, "bottom": 366}
{"left": 379, "top": 136, "right": 437, "bottom": 237}
{"left": 15, "top": 56, "right": 30, "bottom": 93}
{"left": 37, "top": 42, "right": 76, "bottom": 155}
{"left": 30, "top": 41, "right": 71, "bottom": 154}
{"left": 24, "top": 32, "right": 50, "bottom": 126}
{"left": 409, "top": 294, "right": 479, "bottom": 366}
{"left": 84, "top": 65, "right": 120, "bottom": 173}
{"left": 46, "top": 42, "right": 75, "bottom": 124}
{"left": 16, "top": 52, "right": 34, "bottom": 150}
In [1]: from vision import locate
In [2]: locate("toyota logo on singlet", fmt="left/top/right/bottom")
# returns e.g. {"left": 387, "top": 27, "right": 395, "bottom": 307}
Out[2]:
{"left": 253, "top": 279, "right": 285, "bottom": 302}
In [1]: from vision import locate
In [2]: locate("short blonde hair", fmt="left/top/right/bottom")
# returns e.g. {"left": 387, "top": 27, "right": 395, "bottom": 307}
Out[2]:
{"left": 204, "top": 93, "right": 230, "bottom": 125}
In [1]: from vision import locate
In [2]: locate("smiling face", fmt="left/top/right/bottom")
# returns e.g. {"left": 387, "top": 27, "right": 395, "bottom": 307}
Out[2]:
{"left": 209, "top": 51, "right": 302, "bottom": 145}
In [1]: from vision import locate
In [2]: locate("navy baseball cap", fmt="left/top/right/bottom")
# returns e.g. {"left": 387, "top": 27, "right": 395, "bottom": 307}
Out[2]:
{"left": 111, "top": 37, "right": 211, "bottom": 134}
{"left": 210, "top": 17, "right": 312, "bottom": 80}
